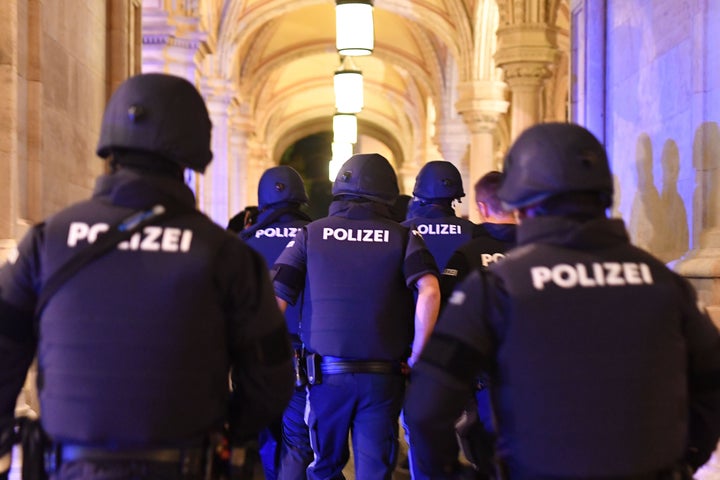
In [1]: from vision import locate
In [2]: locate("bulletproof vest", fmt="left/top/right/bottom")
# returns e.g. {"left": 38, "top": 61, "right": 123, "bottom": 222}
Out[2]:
{"left": 465, "top": 223, "right": 517, "bottom": 270}
{"left": 244, "top": 209, "right": 310, "bottom": 337}
{"left": 302, "top": 215, "right": 415, "bottom": 360}
{"left": 403, "top": 207, "right": 475, "bottom": 270}
{"left": 37, "top": 197, "right": 232, "bottom": 446}
{"left": 488, "top": 239, "right": 688, "bottom": 476}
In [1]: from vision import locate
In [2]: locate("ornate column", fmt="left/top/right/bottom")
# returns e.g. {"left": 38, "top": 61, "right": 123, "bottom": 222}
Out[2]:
{"left": 246, "top": 137, "right": 273, "bottom": 207}
{"left": 456, "top": 80, "right": 509, "bottom": 222}
{"left": 435, "top": 117, "right": 471, "bottom": 217}
{"left": 141, "top": 2, "right": 205, "bottom": 81}
{"left": 0, "top": 1, "right": 19, "bottom": 262}
{"left": 228, "top": 102, "right": 253, "bottom": 214}
{"left": 494, "top": 24, "right": 557, "bottom": 140}
{"left": 199, "top": 77, "right": 234, "bottom": 226}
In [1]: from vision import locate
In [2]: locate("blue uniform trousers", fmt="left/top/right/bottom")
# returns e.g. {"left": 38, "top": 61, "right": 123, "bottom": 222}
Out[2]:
{"left": 306, "top": 373, "right": 404, "bottom": 480}
{"left": 277, "top": 388, "right": 313, "bottom": 480}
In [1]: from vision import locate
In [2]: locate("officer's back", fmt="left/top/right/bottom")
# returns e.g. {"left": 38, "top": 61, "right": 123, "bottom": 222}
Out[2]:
{"left": 0, "top": 73, "right": 294, "bottom": 480}
{"left": 402, "top": 161, "right": 477, "bottom": 271}
{"left": 404, "top": 123, "right": 720, "bottom": 480}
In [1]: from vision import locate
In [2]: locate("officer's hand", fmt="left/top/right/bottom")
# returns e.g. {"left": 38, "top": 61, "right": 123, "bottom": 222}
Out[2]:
{"left": 401, "top": 361, "right": 411, "bottom": 376}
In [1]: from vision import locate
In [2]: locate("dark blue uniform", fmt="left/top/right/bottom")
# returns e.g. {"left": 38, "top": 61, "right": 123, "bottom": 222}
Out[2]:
{"left": 273, "top": 199, "right": 439, "bottom": 479}
{"left": 402, "top": 201, "right": 477, "bottom": 272}
{"left": 440, "top": 222, "right": 517, "bottom": 301}
{"left": 242, "top": 204, "right": 313, "bottom": 480}
{"left": 404, "top": 216, "right": 720, "bottom": 479}
{"left": 0, "top": 168, "right": 295, "bottom": 478}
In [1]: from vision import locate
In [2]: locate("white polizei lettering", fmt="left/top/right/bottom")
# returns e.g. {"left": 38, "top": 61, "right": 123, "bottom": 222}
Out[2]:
{"left": 530, "top": 262, "right": 654, "bottom": 290}
{"left": 417, "top": 224, "right": 461, "bottom": 235}
{"left": 179, "top": 230, "right": 193, "bottom": 252}
{"left": 88, "top": 224, "right": 109, "bottom": 243}
{"left": 576, "top": 264, "right": 597, "bottom": 287}
{"left": 161, "top": 227, "right": 181, "bottom": 252}
{"left": 67, "top": 222, "right": 110, "bottom": 247}
{"left": 70, "top": 221, "right": 193, "bottom": 252}
{"left": 593, "top": 263, "right": 606, "bottom": 286}
{"left": 140, "top": 226, "right": 162, "bottom": 251}
{"left": 531, "top": 266, "right": 553, "bottom": 290}
{"left": 118, "top": 233, "right": 141, "bottom": 250}
{"left": 481, "top": 253, "right": 506, "bottom": 267}
{"left": 321, "top": 228, "right": 390, "bottom": 243}
{"left": 256, "top": 227, "right": 299, "bottom": 239}
{"left": 67, "top": 222, "right": 90, "bottom": 247}
{"left": 552, "top": 264, "right": 578, "bottom": 289}
{"left": 640, "top": 263, "right": 653, "bottom": 283}
{"left": 623, "top": 262, "right": 642, "bottom": 285}
{"left": 604, "top": 262, "right": 625, "bottom": 286}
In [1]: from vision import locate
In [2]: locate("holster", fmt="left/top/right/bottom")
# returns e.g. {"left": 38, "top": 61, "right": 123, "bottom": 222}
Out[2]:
{"left": 305, "top": 353, "right": 322, "bottom": 385}
{"left": 16, "top": 417, "right": 50, "bottom": 480}
{"left": 293, "top": 346, "right": 308, "bottom": 388}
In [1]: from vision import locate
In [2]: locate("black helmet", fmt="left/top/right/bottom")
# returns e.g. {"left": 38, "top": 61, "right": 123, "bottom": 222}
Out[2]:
{"left": 258, "top": 166, "right": 308, "bottom": 209}
{"left": 413, "top": 160, "right": 465, "bottom": 201}
{"left": 498, "top": 123, "right": 613, "bottom": 209}
{"left": 96, "top": 73, "right": 213, "bottom": 173}
{"left": 332, "top": 153, "right": 399, "bottom": 205}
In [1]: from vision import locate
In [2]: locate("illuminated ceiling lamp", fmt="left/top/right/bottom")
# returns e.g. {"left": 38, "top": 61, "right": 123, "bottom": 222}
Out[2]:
{"left": 329, "top": 142, "right": 354, "bottom": 181}
{"left": 334, "top": 56, "right": 363, "bottom": 114}
{"left": 333, "top": 112, "right": 358, "bottom": 144}
{"left": 335, "top": 0, "right": 374, "bottom": 56}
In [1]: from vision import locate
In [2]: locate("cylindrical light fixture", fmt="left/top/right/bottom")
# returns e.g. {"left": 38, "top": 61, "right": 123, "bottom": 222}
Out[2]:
{"left": 334, "top": 57, "right": 363, "bottom": 113}
{"left": 333, "top": 113, "right": 358, "bottom": 144}
{"left": 329, "top": 142, "right": 354, "bottom": 181}
{"left": 335, "top": 0, "right": 374, "bottom": 56}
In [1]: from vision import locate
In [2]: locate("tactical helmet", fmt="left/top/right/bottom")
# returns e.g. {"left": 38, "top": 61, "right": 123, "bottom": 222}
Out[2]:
{"left": 498, "top": 122, "right": 613, "bottom": 209}
{"left": 413, "top": 160, "right": 465, "bottom": 201}
{"left": 332, "top": 153, "right": 399, "bottom": 205}
{"left": 258, "top": 165, "right": 308, "bottom": 209}
{"left": 96, "top": 73, "right": 213, "bottom": 173}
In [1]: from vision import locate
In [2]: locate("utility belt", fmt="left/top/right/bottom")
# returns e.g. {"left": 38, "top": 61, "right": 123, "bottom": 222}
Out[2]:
{"left": 48, "top": 444, "right": 207, "bottom": 476}
{"left": 304, "top": 353, "right": 403, "bottom": 385}
{"left": 3, "top": 418, "right": 245, "bottom": 480}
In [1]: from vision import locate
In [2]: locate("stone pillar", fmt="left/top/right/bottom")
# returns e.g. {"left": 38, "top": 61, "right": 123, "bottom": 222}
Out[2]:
{"left": 228, "top": 103, "right": 253, "bottom": 214}
{"left": 0, "top": 1, "right": 18, "bottom": 262}
{"left": 141, "top": 5, "right": 204, "bottom": 81}
{"left": 246, "top": 137, "right": 273, "bottom": 207}
{"left": 456, "top": 81, "right": 509, "bottom": 222}
{"left": 435, "top": 118, "right": 471, "bottom": 217}
{"left": 494, "top": 24, "right": 557, "bottom": 140}
{"left": 199, "top": 78, "right": 234, "bottom": 226}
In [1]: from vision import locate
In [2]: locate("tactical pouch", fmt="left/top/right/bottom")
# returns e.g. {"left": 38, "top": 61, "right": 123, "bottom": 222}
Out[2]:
{"left": 293, "top": 347, "right": 307, "bottom": 388}
{"left": 305, "top": 353, "right": 322, "bottom": 385}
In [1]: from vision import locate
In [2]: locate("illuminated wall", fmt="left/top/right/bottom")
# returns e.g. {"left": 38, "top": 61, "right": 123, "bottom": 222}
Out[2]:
{"left": 573, "top": 1, "right": 720, "bottom": 268}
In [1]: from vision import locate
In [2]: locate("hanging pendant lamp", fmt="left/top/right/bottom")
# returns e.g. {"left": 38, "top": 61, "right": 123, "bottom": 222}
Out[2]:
{"left": 329, "top": 142, "right": 354, "bottom": 181}
{"left": 335, "top": 0, "right": 374, "bottom": 56}
{"left": 334, "top": 56, "right": 364, "bottom": 114}
{"left": 333, "top": 113, "right": 358, "bottom": 144}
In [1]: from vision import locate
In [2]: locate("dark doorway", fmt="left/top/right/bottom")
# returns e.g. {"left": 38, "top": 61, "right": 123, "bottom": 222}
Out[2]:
{"left": 280, "top": 132, "right": 334, "bottom": 220}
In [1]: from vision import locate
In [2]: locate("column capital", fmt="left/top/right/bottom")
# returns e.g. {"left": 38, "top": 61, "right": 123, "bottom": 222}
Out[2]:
{"left": 455, "top": 80, "right": 509, "bottom": 134}
{"left": 494, "top": 23, "right": 558, "bottom": 86}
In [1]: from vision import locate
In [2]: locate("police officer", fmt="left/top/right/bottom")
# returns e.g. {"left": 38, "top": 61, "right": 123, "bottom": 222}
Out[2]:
{"left": 403, "top": 161, "right": 478, "bottom": 272}
{"left": 0, "top": 73, "right": 294, "bottom": 480}
{"left": 239, "top": 165, "right": 313, "bottom": 480}
{"left": 403, "top": 123, "right": 720, "bottom": 480}
{"left": 440, "top": 171, "right": 517, "bottom": 479}
{"left": 441, "top": 170, "right": 517, "bottom": 301}
{"left": 272, "top": 153, "right": 441, "bottom": 480}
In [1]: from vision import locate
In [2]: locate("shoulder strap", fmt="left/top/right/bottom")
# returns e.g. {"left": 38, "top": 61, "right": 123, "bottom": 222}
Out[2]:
{"left": 35, "top": 204, "right": 186, "bottom": 318}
